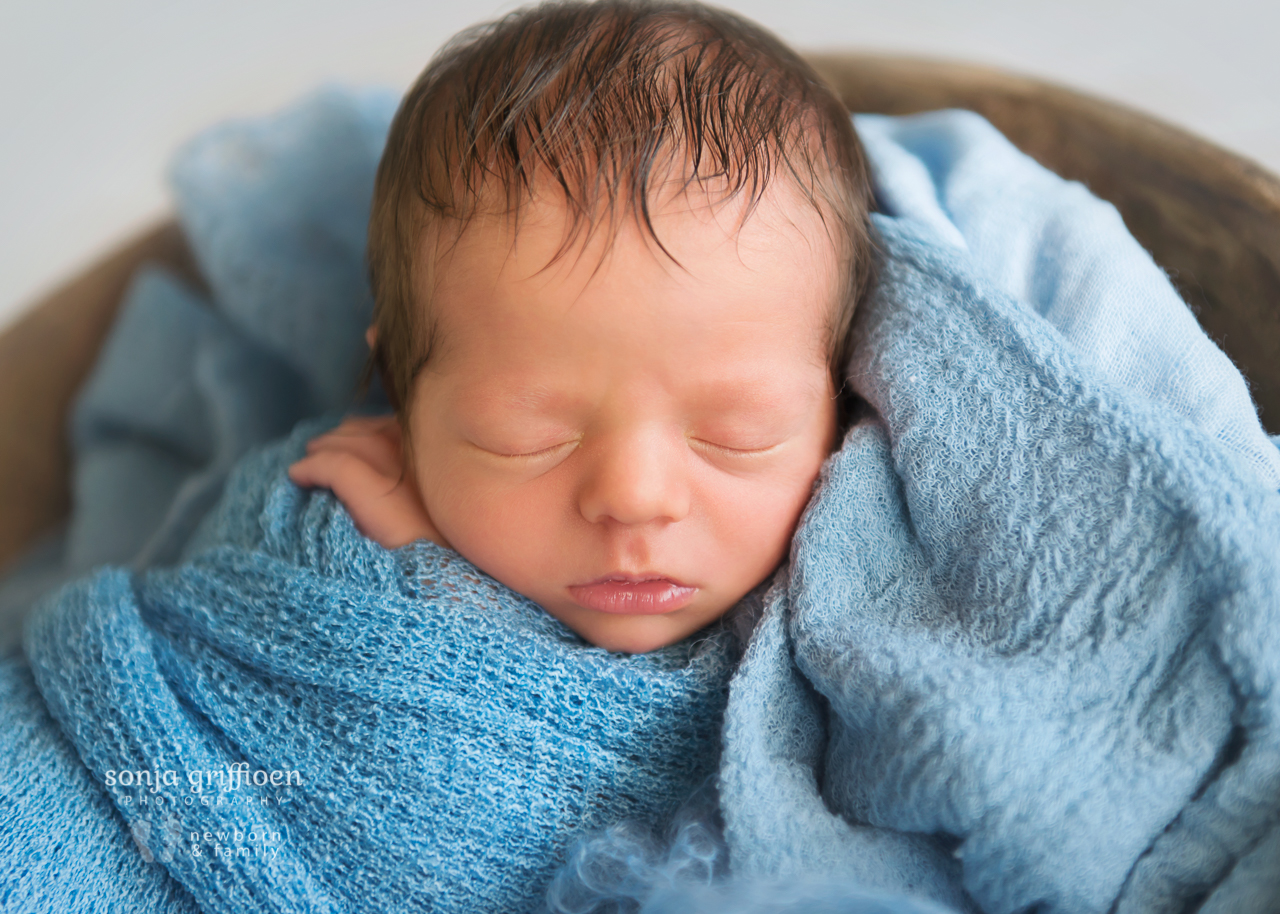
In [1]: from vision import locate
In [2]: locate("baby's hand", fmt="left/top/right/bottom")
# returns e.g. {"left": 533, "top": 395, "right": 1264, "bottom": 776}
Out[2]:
{"left": 287, "top": 415, "right": 448, "bottom": 550}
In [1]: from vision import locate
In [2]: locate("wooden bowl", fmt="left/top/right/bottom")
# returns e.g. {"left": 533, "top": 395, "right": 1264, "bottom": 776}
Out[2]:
{"left": 3, "top": 53, "right": 1279, "bottom": 571}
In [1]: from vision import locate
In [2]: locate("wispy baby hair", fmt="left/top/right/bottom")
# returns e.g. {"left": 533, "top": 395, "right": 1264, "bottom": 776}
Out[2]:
{"left": 366, "top": 0, "right": 875, "bottom": 416}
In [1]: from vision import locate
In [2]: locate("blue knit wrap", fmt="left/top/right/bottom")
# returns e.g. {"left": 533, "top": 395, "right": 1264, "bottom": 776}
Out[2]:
{"left": 21, "top": 422, "right": 736, "bottom": 914}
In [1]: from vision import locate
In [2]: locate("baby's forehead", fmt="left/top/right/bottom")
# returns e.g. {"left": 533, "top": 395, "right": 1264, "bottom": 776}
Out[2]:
{"left": 414, "top": 178, "right": 841, "bottom": 398}
{"left": 426, "top": 170, "right": 847, "bottom": 289}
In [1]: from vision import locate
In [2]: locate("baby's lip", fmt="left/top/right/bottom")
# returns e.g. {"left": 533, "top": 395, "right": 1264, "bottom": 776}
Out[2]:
{"left": 567, "top": 574, "right": 697, "bottom": 615}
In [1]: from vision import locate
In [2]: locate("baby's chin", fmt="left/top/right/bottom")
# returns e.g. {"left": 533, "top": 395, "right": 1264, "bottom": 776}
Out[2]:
{"left": 541, "top": 597, "right": 736, "bottom": 654}
{"left": 574, "top": 624, "right": 712, "bottom": 655}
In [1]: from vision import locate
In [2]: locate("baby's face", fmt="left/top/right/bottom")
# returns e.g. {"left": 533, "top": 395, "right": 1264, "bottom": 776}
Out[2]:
{"left": 407, "top": 179, "right": 841, "bottom": 653}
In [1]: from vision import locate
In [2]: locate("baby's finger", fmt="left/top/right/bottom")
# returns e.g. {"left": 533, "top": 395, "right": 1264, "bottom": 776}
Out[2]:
{"left": 289, "top": 450, "right": 443, "bottom": 549}
{"left": 303, "top": 428, "right": 403, "bottom": 477}
{"left": 289, "top": 448, "right": 397, "bottom": 489}
{"left": 287, "top": 450, "right": 374, "bottom": 492}
{"left": 324, "top": 414, "right": 398, "bottom": 437}
{"left": 289, "top": 449, "right": 402, "bottom": 520}
{"left": 303, "top": 415, "right": 399, "bottom": 456}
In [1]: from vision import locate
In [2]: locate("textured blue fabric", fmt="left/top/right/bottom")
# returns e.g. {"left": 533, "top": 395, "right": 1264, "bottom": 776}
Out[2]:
{"left": 69, "top": 269, "right": 309, "bottom": 572}
{"left": 0, "top": 88, "right": 389, "bottom": 651}
{"left": 0, "top": 653, "right": 203, "bottom": 914}
{"left": 168, "top": 86, "right": 399, "bottom": 415}
{"left": 15, "top": 420, "right": 736, "bottom": 913}
{"left": 856, "top": 111, "right": 1280, "bottom": 491}
{"left": 638, "top": 879, "right": 959, "bottom": 914}
{"left": 717, "top": 215, "right": 1280, "bottom": 913}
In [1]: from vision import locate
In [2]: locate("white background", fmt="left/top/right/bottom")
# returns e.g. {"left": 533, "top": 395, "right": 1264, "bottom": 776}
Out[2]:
{"left": 1, "top": 0, "right": 1273, "bottom": 330}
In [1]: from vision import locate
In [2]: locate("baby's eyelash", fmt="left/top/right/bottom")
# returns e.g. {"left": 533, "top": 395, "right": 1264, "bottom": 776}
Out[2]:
{"left": 688, "top": 437, "right": 781, "bottom": 457}
{"left": 491, "top": 439, "right": 579, "bottom": 459}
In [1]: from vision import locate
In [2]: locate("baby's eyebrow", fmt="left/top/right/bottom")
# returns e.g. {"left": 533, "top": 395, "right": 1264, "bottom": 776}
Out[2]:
{"left": 455, "top": 372, "right": 824, "bottom": 418}
{"left": 459, "top": 383, "right": 586, "bottom": 416}
{"left": 689, "top": 374, "right": 825, "bottom": 414}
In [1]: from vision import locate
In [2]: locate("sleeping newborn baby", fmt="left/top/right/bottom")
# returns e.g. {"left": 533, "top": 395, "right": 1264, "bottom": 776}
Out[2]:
{"left": 20, "top": 4, "right": 1280, "bottom": 913}
{"left": 288, "top": 0, "right": 875, "bottom": 653}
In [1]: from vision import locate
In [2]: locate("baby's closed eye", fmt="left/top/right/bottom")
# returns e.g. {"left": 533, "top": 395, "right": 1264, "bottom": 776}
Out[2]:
{"left": 464, "top": 422, "right": 796, "bottom": 472}
{"left": 477, "top": 439, "right": 581, "bottom": 459}
{"left": 687, "top": 434, "right": 785, "bottom": 456}
{"left": 685, "top": 410, "right": 802, "bottom": 454}
{"left": 462, "top": 424, "right": 583, "bottom": 460}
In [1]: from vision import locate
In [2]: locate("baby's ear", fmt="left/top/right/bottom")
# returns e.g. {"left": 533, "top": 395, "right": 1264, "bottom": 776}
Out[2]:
{"left": 365, "top": 326, "right": 378, "bottom": 351}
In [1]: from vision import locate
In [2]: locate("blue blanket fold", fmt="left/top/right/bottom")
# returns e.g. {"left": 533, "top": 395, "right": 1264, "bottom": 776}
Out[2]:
{"left": 5, "top": 89, "right": 1280, "bottom": 914}
{"left": 168, "top": 86, "right": 400, "bottom": 416}
{"left": 716, "top": 215, "right": 1280, "bottom": 913}
{"left": 855, "top": 111, "right": 1280, "bottom": 492}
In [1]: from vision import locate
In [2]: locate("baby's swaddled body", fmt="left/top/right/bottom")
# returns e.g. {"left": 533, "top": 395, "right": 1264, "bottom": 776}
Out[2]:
{"left": 17, "top": 418, "right": 738, "bottom": 913}
{"left": 4, "top": 5, "right": 872, "bottom": 908}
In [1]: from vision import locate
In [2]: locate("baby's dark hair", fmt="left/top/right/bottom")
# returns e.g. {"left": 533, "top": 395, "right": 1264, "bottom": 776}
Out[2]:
{"left": 366, "top": 0, "right": 876, "bottom": 420}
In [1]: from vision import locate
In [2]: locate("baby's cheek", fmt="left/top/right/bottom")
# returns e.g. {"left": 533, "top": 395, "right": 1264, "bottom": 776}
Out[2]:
{"left": 708, "top": 466, "right": 823, "bottom": 578}
{"left": 424, "top": 466, "right": 568, "bottom": 587}
{"left": 720, "top": 487, "right": 796, "bottom": 565}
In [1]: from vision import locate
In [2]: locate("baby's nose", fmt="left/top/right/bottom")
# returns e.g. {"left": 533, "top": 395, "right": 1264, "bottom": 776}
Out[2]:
{"left": 576, "top": 427, "right": 691, "bottom": 527}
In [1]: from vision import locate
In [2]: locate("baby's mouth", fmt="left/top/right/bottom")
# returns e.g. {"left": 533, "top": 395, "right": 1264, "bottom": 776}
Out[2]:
{"left": 567, "top": 575, "right": 697, "bottom": 615}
